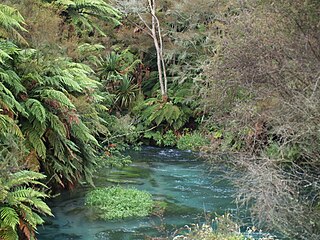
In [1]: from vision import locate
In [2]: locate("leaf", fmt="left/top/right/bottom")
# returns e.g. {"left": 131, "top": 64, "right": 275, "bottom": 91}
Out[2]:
{"left": 40, "top": 89, "right": 75, "bottom": 109}
{"left": 0, "top": 207, "right": 19, "bottom": 230}
{"left": 7, "top": 171, "right": 46, "bottom": 189}
{"left": 0, "top": 114, "right": 23, "bottom": 137}
{"left": 0, "top": 4, "right": 28, "bottom": 44}
{"left": 28, "top": 130, "right": 46, "bottom": 158}
{"left": 71, "top": 121, "right": 99, "bottom": 145}
{"left": 25, "top": 99, "right": 46, "bottom": 123}
{"left": 47, "top": 112, "right": 67, "bottom": 137}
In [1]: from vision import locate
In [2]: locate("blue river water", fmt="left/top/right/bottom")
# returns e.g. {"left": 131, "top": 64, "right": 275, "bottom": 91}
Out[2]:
{"left": 37, "top": 147, "right": 259, "bottom": 239}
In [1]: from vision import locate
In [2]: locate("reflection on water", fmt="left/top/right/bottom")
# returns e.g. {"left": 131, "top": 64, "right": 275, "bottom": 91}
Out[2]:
{"left": 38, "top": 147, "right": 236, "bottom": 240}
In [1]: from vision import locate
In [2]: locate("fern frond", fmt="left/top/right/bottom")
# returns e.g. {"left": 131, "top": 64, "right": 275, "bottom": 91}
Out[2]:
{"left": 54, "top": 0, "right": 121, "bottom": 35}
{"left": 0, "top": 114, "right": 23, "bottom": 137}
{"left": 6, "top": 171, "right": 46, "bottom": 189}
{"left": 0, "top": 69, "right": 26, "bottom": 95}
{"left": 29, "top": 198, "right": 52, "bottom": 216}
{"left": 47, "top": 112, "right": 67, "bottom": 137}
{"left": 25, "top": 99, "right": 46, "bottom": 124}
{"left": 18, "top": 204, "right": 38, "bottom": 229}
{"left": 0, "top": 48, "right": 12, "bottom": 64}
{"left": 0, "top": 81, "right": 27, "bottom": 115}
{"left": 27, "top": 130, "right": 46, "bottom": 158}
{"left": 71, "top": 121, "right": 99, "bottom": 145}
{"left": 164, "top": 103, "right": 181, "bottom": 124}
{"left": 46, "top": 130, "right": 66, "bottom": 161}
{"left": 0, "top": 226, "right": 18, "bottom": 240}
{"left": 40, "top": 89, "right": 75, "bottom": 109}
{"left": 77, "top": 43, "right": 105, "bottom": 53}
{"left": 0, "top": 4, "right": 27, "bottom": 44}
{"left": 0, "top": 207, "right": 19, "bottom": 230}
{"left": 51, "top": 75, "right": 82, "bottom": 92}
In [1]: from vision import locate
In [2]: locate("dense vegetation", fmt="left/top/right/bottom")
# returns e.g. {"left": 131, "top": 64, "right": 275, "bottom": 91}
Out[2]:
{"left": 85, "top": 186, "right": 153, "bottom": 220}
{"left": 0, "top": 0, "right": 319, "bottom": 239}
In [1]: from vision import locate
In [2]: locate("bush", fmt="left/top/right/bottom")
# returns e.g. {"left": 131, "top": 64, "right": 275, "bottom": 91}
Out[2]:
{"left": 177, "top": 132, "right": 210, "bottom": 151}
{"left": 173, "top": 214, "right": 245, "bottom": 240}
{"left": 144, "top": 130, "right": 178, "bottom": 147}
{"left": 173, "top": 214, "right": 276, "bottom": 240}
{"left": 85, "top": 186, "right": 154, "bottom": 220}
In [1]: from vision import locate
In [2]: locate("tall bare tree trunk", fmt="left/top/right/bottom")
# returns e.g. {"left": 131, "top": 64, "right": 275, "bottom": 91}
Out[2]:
{"left": 147, "top": 0, "right": 167, "bottom": 100}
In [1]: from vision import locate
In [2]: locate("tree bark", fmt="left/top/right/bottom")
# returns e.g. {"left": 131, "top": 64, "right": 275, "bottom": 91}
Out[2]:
{"left": 147, "top": 0, "right": 167, "bottom": 99}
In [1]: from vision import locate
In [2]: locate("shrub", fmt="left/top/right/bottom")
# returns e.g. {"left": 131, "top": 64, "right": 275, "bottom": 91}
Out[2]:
{"left": 173, "top": 214, "right": 245, "bottom": 240}
{"left": 177, "top": 132, "right": 210, "bottom": 151}
{"left": 173, "top": 214, "right": 277, "bottom": 240}
{"left": 144, "top": 130, "right": 178, "bottom": 147}
{"left": 85, "top": 186, "right": 154, "bottom": 220}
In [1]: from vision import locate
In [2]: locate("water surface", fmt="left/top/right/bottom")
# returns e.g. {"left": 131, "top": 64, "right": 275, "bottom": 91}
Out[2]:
{"left": 38, "top": 147, "right": 236, "bottom": 239}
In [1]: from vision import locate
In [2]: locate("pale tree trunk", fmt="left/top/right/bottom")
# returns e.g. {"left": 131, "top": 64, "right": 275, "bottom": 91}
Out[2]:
{"left": 137, "top": 0, "right": 168, "bottom": 100}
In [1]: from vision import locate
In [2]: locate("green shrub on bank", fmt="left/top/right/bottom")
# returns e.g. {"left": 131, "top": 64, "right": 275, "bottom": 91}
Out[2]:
{"left": 85, "top": 186, "right": 153, "bottom": 220}
{"left": 177, "top": 132, "right": 210, "bottom": 151}
{"left": 144, "top": 130, "right": 178, "bottom": 147}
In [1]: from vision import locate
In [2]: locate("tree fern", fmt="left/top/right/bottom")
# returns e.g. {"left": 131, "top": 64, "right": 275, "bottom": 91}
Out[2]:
{"left": 0, "top": 82, "right": 25, "bottom": 114}
{"left": 54, "top": 0, "right": 121, "bottom": 36}
{"left": 0, "top": 40, "right": 27, "bottom": 136}
{"left": 47, "top": 111, "right": 67, "bottom": 137}
{"left": 71, "top": 121, "right": 99, "bottom": 145}
{"left": 0, "top": 223, "right": 18, "bottom": 240}
{"left": 0, "top": 48, "right": 11, "bottom": 64}
{"left": 27, "top": 129, "right": 46, "bottom": 158}
{"left": 46, "top": 129, "right": 67, "bottom": 161}
{"left": 136, "top": 95, "right": 192, "bottom": 130}
{"left": 0, "top": 170, "right": 52, "bottom": 240}
{"left": 25, "top": 99, "right": 46, "bottom": 124}
{"left": 0, "top": 4, "right": 27, "bottom": 44}
{"left": 0, "top": 114, "right": 23, "bottom": 137}
{"left": 0, "top": 69, "right": 26, "bottom": 95}
{"left": 0, "top": 207, "right": 19, "bottom": 230}
{"left": 0, "top": 37, "right": 105, "bottom": 189}
{"left": 40, "top": 89, "right": 75, "bottom": 109}
{"left": 6, "top": 171, "right": 47, "bottom": 189}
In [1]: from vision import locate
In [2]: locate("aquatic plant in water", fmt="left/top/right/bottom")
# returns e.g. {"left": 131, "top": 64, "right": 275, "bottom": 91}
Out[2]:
{"left": 85, "top": 186, "right": 153, "bottom": 220}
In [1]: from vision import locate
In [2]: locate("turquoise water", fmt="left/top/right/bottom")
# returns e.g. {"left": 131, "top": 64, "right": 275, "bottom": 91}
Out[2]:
{"left": 37, "top": 147, "right": 238, "bottom": 239}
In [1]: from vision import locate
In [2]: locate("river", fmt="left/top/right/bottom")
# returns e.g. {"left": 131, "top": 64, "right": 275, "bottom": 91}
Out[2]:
{"left": 37, "top": 147, "right": 244, "bottom": 239}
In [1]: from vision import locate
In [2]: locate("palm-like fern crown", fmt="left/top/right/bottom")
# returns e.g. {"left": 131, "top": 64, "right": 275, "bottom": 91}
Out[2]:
{"left": 0, "top": 40, "right": 27, "bottom": 138}
{"left": 55, "top": 0, "right": 121, "bottom": 35}
{"left": 0, "top": 4, "right": 27, "bottom": 44}
{"left": 15, "top": 48, "right": 103, "bottom": 187}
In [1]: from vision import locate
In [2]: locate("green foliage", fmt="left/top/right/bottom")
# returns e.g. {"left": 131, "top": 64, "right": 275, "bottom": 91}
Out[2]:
{"left": 0, "top": 171, "right": 52, "bottom": 240}
{"left": 0, "top": 40, "right": 26, "bottom": 138}
{"left": 103, "top": 114, "right": 142, "bottom": 147}
{"left": 85, "top": 186, "right": 153, "bottom": 220}
{"left": 135, "top": 96, "right": 191, "bottom": 130}
{"left": 265, "top": 142, "right": 301, "bottom": 163}
{"left": 177, "top": 132, "right": 210, "bottom": 151}
{"left": 98, "top": 49, "right": 141, "bottom": 84}
{"left": 54, "top": 0, "right": 121, "bottom": 36}
{"left": 144, "top": 130, "right": 177, "bottom": 147}
{"left": 102, "top": 150, "right": 132, "bottom": 168}
{"left": 174, "top": 214, "right": 245, "bottom": 240}
{"left": 3, "top": 45, "right": 104, "bottom": 187}
{"left": 115, "top": 75, "right": 139, "bottom": 109}
{"left": 0, "top": 3, "right": 27, "bottom": 44}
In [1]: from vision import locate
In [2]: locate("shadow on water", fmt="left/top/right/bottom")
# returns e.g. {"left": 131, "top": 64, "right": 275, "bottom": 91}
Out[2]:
{"left": 38, "top": 147, "right": 238, "bottom": 240}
